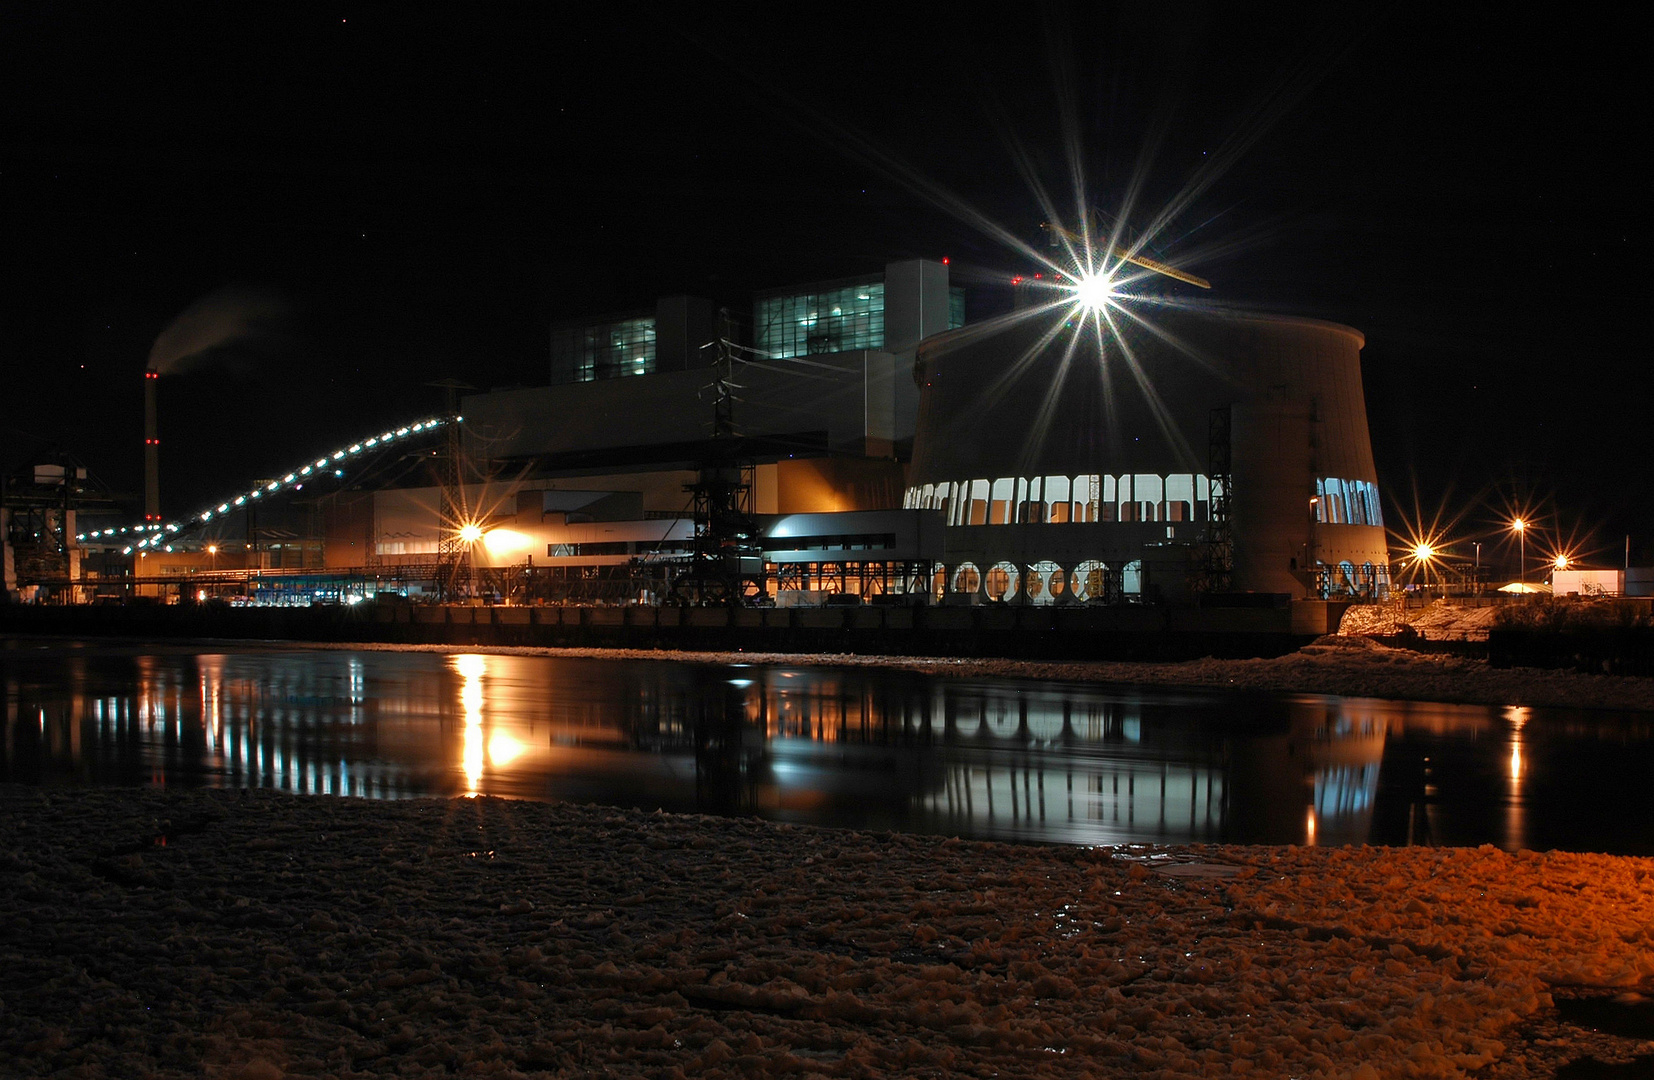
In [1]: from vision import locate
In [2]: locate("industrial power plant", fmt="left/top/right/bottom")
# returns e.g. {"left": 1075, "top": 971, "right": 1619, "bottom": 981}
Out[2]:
{"left": 3, "top": 246, "right": 1405, "bottom": 647}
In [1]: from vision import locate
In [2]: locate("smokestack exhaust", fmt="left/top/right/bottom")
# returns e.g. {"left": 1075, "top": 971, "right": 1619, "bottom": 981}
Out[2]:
{"left": 143, "top": 364, "right": 160, "bottom": 521}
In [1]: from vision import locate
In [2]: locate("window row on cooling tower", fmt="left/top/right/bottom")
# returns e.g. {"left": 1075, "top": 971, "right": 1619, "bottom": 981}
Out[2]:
{"left": 905, "top": 474, "right": 1215, "bottom": 526}
{"left": 1315, "top": 478, "right": 1384, "bottom": 528}
{"left": 906, "top": 473, "right": 1384, "bottom": 529}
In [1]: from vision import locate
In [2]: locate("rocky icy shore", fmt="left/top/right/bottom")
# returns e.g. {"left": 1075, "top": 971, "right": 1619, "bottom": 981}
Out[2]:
{"left": 5, "top": 786, "right": 1654, "bottom": 1079}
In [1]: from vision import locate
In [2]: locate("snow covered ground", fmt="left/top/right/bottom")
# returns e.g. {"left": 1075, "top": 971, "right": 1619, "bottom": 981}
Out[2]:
{"left": 5, "top": 786, "right": 1654, "bottom": 1079}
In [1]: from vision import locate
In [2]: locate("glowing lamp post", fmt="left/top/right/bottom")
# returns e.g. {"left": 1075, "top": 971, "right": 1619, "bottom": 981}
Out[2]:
{"left": 1512, "top": 519, "right": 1526, "bottom": 584}
{"left": 1412, "top": 542, "right": 1437, "bottom": 594}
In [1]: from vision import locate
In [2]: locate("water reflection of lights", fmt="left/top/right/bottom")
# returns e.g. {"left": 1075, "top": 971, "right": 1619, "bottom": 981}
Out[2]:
{"left": 488, "top": 731, "right": 525, "bottom": 768}
{"left": 1503, "top": 705, "right": 1528, "bottom": 850}
{"left": 454, "top": 653, "right": 487, "bottom": 794}
{"left": 20, "top": 650, "right": 1654, "bottom": 851}
{"left": 1504, "top": 706, "right": 1528, "bottom": 783}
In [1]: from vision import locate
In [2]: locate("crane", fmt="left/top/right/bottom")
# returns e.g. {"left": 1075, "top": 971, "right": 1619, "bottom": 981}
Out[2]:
{"left": 1040, "top": 213, "right": 1212, "bottom": 290}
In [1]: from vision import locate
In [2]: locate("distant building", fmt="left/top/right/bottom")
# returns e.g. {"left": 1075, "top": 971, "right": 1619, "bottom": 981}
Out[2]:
{"left": 1552, "top": 569, "right": 1625, "bottom": 597}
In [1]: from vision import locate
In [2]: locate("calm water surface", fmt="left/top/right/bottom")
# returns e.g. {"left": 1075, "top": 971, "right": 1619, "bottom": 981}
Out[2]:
{"left": 5, "top": 639, "right": 1653, "bottom": 854}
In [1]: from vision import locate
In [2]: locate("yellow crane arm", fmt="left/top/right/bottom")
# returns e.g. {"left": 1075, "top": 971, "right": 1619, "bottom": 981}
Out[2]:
{"left": 1108, "top": 246, "right": 1211, "bottom": 290}
{"left": 1040, "top": 221, "right": 1212, "bottom": 290}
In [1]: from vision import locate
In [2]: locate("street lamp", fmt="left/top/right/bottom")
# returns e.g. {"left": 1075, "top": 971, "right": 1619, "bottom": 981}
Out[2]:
{"left": 1512, "top": 519, "right": 1526, "bottom": 584}
{"left": 1411, "top": 542, "right": 1437, "bottom": 595}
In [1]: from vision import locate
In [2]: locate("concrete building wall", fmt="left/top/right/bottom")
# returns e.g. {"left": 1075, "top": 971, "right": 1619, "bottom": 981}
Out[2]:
{"left": 654, "top": 295, "right": 715, "bottom": 373}
{"left": 883, "top": 258, "right": 951, "bottom": 353}
{"left": 464, "top": 349, "right": 911, "bottom": 463}
{"left": 1230, "top": 399, "right": 1312, "bottom": 594}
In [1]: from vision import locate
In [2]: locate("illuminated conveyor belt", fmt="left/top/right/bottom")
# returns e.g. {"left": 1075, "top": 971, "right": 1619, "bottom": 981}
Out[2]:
{"left": 74, "top": 415, "right": 460, "bottom": 554}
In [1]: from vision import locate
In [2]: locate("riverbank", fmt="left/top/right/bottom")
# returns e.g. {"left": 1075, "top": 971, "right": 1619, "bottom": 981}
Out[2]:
{"left": 306, "top": 635, "right": 1654, "bottom": 712}
{"left": 5, "top": 786, "right": 1653, "bottom": 1078}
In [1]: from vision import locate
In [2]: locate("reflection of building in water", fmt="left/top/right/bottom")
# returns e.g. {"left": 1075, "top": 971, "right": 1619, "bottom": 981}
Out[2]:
{"left": 1222, "top": 699, "right": 1390, "bottom": 846}
{"left": 913, "top": 691, "right": 1228, "bottom": 845}
{"left": 68, "top": 653, "right": 446, "bottom": 798}
{"left": 734, "top": 674, "right": 1391, "bottom": 846}
{"left": 1303, "top": 701, "right": 1389, "bottom": 846}
{"left": 11, "top": 652, "right": 1381, "bottom": 846}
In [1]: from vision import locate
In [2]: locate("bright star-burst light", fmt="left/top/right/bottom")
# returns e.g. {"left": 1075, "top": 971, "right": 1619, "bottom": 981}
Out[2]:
{"left": 1069, "top": 272, "right": 1116, "bottom": 312}
{"left": 458, "top": 523, "right": 483, "bottom": 544}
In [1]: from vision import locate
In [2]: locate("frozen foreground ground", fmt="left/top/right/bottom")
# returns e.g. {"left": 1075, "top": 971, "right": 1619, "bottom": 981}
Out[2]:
{"left": 5, "top": 788, "right": 1654, "bottom": 1079}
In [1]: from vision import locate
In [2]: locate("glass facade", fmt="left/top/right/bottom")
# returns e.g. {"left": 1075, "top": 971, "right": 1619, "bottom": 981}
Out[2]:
{"left": 904, "top": 472, "right": 1216, "bottom": 528}
{"left": 907, "top": 473, "right": 1383, "bottom": 532}
{"left": 552, "top": 316, "right": 657, "bottom": 383}
{"left": 1314, "top": 478, "right": 1384, "bottom": 528}
{"left": 755, "top": 282, "right": 884, "bottom": 358}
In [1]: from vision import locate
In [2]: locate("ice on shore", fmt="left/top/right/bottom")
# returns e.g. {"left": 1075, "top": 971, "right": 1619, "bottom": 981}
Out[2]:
{"left": 5, "top": 786, "right": 1654, "bottom": 1078}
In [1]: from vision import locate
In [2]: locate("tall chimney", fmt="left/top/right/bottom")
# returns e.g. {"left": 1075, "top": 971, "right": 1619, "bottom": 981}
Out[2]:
{"left": 143, "top": 364, "right": 160, "bottom": 522}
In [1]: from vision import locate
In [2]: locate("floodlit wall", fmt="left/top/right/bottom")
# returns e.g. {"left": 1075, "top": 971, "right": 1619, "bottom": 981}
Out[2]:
{"left": 1551, "top": 569, "right": 1624, "bottom": 596}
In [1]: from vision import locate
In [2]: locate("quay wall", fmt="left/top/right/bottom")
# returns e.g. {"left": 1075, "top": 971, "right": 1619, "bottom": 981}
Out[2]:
{"left": 0, "top": 600, "right": 1351, "bottom": 660}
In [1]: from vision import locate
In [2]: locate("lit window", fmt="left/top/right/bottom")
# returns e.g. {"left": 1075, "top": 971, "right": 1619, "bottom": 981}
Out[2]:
{"left": 553, "top": 315, "right": 657, "bottom": 382}
{"left": 1044, "top": 475, "right": 1070, "bottom": 523}
{"left": 1026, "top": 560, "right": 1064, "bottom": 605}
{"left": 989, "top": 478, "right": 1014, "bottom": 525}
{"left": 984, "top": 562, "right": 1018, "bottom": 601}
{"left": 1071, "top": 560, "right": 1108, "bottom": 602}
{"left": 756, "top": 281, "right": 885, "bottom": 358}
{"left": 1122, "top": 559, "right": 1143, "bottom": 595}
{"left": 968, "top": 479, "right": 990, "bottom": 526}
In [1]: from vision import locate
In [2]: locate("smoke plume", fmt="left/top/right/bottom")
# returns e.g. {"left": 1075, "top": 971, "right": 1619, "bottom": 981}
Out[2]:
{"left": 147, "top": 285, "right": 297, "bottom": 375}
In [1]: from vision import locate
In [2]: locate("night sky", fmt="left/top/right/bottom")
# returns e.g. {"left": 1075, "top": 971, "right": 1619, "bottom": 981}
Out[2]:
{"left": 2, "top": 6, "right": 1642, "bottom": 569}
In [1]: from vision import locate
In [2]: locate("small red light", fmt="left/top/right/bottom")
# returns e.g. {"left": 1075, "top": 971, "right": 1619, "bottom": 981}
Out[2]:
{"left": 942, "top": 257, "right": 950, "bottom": 265}
{"left": 1012, "top": 276, "right": 1023, "bottom": 285}
{"left": 1034, "top": 273, "right": 1042, "bottom": 279}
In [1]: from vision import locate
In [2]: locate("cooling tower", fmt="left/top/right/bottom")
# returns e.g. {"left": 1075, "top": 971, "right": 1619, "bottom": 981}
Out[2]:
{"left": 904, "top": 307, "right": 1389, "bottom": 601}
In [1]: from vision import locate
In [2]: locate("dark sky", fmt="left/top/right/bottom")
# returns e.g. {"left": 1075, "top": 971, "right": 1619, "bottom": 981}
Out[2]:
{"left": 2, "top": 5, "right": 1643, "bottom": 566}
